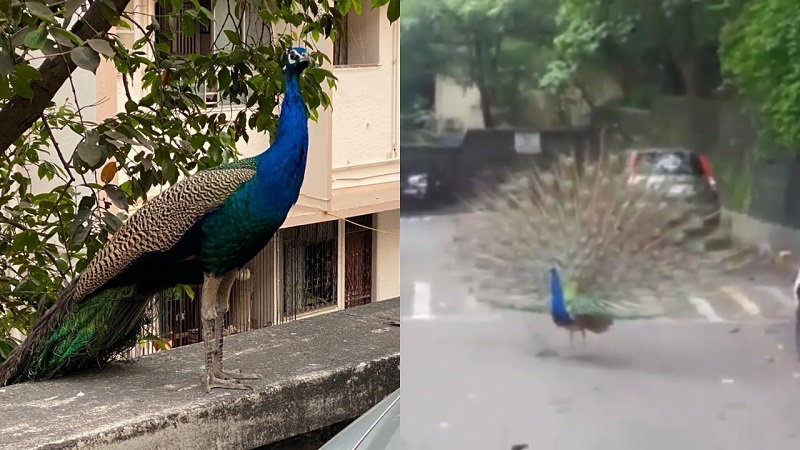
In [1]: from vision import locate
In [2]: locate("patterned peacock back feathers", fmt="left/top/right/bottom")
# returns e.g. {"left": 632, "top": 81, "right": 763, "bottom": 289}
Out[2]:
{"left": 453, "top": 148, "right": 753, "bottom": 320}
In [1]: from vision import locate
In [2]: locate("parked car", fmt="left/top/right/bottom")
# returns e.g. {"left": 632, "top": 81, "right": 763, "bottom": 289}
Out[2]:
{"left": 319, "top": 389, "right": 400, "bottom": 450}
{"left": 625, "top": 147, "right": 721, "bottom": 228}
{"left": 401, "top": 168, "right": 449, "bottom": 206}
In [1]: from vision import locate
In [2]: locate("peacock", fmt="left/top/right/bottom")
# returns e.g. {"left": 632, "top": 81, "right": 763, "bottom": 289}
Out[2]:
{"left": 453, "top": 149, "right": 751, "bottom": 345}
{"left": 0, "top": 47, "right": 311, "bottom": 392}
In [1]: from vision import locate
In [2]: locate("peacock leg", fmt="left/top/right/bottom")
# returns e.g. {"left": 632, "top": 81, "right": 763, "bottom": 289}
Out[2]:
{"left": 569, "top": 330, "right": 574, "bottom": 347}
{"left": 580, "top": 329, "right": 587, "bottom": 349}
{"left": 200, "top": 272, "right": 250, "bottom": 392}
{"left": 212, "top": 269, "right": 261, "bottom": 381}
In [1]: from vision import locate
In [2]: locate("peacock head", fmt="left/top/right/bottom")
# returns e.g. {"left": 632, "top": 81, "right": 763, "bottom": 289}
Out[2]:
{"left": 284, "top": 47, "right": 311, "bottom": 74}
{"left": 549, "top": 257, "right": 564, "bottom": 277}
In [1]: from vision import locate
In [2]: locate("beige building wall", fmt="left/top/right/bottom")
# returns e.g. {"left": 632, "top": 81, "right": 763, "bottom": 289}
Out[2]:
{"left": 374, "top": 209, "right": 400, "bottom": 301}
{"left": 434, "top": 75, "right": 485, "bottom": 131}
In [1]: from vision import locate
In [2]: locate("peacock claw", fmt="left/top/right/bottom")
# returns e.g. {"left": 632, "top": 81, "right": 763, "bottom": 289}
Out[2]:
{"left": 215, "top": 368, "right": 262, "bottom": 380}
{"left": 202, "top": 372, "right": 253, "bottom": 393}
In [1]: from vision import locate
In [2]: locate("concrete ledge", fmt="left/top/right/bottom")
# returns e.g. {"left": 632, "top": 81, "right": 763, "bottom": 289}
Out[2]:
{"left": 0, "top": 299, "right": 400, "bottom": 450}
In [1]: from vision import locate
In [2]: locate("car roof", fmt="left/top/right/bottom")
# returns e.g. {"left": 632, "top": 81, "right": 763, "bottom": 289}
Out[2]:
{"left": 627, "top": 147, "right": 695, "bottom": 155}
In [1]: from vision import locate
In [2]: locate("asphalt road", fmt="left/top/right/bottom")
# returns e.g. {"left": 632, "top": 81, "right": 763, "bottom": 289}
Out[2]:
{"left": 400, "top": 211, "right": 800, "bottom": 450}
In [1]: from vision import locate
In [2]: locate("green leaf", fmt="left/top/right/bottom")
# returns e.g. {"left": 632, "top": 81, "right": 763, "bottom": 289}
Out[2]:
{"left": 70, "top": 46, "right": 101, "bottom": 73}
{"left": 64, "top": 0, "right": 83, "bottom": 21}
{"left": 181, "top": 13, "right": 197, "bottom": 37}
{"left": 76, "top": 140, "right": 103, "bottom": 166}
{"left": 25, "top": 0, "right": 56, "bottom": 22}
{"left": 101, "top": 211, "right": 123, "bottom": 232}
{"left": 223, "top": 29, "right": 241, "bottom": 45}
{"left": 0, "top": 51, "right": 14, "bottom": 76}
{"left": 352, "top": 0, "right": 361, "bottom": 15}
{"left": 10, "top": 64, "right": 41, "bottom": 100}
{"left": 86, "top": 38, "right": 115, "bottom": 57}
{"left": 387, "top": 0, "right": 399, "bottom": 22}
{"left": 102, "top": 184, "right": 129, "bottom": 211}
{"left": 23, "top": 28, "right": 48, "bottom": 50}
{"left": 218, "top": 67, "right": 231, "bottom": 90}
{"left": 70, "top": 220, "right": 92, "bottom": 246}
{"left": 161, "top": 158, "right": 178, "bottom": 184}
{"left": 50, "top": 27, "right": 82, "bottom": 47}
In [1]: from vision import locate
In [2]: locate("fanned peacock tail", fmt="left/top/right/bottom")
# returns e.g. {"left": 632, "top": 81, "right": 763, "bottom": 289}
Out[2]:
{"left": 452, "top": 148, "right": 754, "bottom": 321}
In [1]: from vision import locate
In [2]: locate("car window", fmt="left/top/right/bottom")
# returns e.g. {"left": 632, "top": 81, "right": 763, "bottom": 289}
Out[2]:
{"left": 634, "top": 151, "right": 703, "bottom": 176}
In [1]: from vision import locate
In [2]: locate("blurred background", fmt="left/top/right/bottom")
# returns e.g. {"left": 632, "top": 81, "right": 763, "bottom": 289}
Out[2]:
{"left": 399, "top": 0, "right": 800, "bottom": 448}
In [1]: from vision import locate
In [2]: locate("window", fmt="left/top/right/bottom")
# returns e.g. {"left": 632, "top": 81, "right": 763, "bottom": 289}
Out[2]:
{"left": 344, "top": 214, "right": 373, "bottom": 308}
{"left": 155, "top": 0, "right": 212, "bottom": 56}
{"left": 281, "top": 220, "right": 338, "bottom": 320}
{"left": 333, "top": 4, "right": 380, "bottom": 66}
{"left": 154, "top": 0, "right": 271, "bottom": 108}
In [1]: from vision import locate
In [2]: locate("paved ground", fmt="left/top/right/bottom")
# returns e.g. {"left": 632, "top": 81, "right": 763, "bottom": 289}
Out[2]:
{"left": 400, "top": 211, "right": 800, "bottom": 450}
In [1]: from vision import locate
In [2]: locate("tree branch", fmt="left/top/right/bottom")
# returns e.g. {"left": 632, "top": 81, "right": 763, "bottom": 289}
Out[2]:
{"left": 0, "top": 0, "right": 132, "bottom": 154}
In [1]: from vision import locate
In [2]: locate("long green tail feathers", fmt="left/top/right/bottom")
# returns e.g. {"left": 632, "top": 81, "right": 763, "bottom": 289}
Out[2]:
{"left": 452, "top": 149, "right": 755, "bottom": 320}
{"left": 0, "top": 284, "right": 150, "bottom": 386}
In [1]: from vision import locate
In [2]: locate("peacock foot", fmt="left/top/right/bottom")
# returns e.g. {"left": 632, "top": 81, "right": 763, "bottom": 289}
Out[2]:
{"left": 214, "top": 368, "right": 262, "bottom": 381}
{"left": 202, "top": 371, "right": 253, "bottom": 393}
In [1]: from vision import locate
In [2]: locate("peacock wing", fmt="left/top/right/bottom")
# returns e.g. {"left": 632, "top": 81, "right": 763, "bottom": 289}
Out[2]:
{"left": 72, "top": 160, "right": 257, "bottom": 300}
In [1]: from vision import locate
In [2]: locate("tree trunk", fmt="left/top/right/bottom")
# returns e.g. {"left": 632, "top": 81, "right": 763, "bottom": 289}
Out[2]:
{"left": 477, "top": 84, "right": 496, "bottom": 128}
{"left": 471, "top": 36, "right": 498, "bottom": 129}
{"left": 0, "top": 0, "right": 131, "bottom": 155}
{"left": 675, "top": 56, "right": 701, "bottom": 98}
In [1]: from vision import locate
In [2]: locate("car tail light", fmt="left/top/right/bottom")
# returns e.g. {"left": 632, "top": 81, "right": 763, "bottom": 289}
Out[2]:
{"left": 697, "top": 154, "right": 717, "bottom": 189}
{"left": 626, "top": 152, "right": 641, "bottom": 184}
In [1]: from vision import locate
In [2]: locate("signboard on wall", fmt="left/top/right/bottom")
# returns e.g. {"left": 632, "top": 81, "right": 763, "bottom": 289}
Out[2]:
{"left": 514, "top": 132, "right": 542, "bottom": 154}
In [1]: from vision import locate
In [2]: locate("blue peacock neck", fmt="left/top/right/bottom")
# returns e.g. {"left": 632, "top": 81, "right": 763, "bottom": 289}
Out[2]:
{"left": 253, "top": 70, "right": 309, "bottom": 205}
{"left": 549, "top": 268, "right": 572, "bottom": 322}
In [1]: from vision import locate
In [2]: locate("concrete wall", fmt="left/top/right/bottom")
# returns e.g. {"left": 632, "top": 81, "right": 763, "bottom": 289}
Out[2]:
{"left": 374, "top": 209, "right": 400, "bottom": 301}
{"left": 0, "top": 300, "right": 400, "bottom": 450}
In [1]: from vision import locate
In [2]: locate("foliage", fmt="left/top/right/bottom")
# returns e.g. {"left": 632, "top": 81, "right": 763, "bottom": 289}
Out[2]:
{"left": 543, "top": 0, "right": 744, "bottom": 101}
{"left": 402, "top": 0, "right": 559, "bottom": 127}
{"left": 0, "top": 0, "right": 398, "bottom": 355}
{"left": 719, "top": 0, "right": 800, "bottom": 151}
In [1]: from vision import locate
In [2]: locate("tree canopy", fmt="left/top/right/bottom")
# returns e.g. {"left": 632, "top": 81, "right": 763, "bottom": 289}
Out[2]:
{"left": 401, "top": 0, "right": 558, "bottom": 128}
{"left": 0, "top": 0, "right": 398, "bottom": 359}
{"left": 719, "top": 0, "right": 800, "bottom": 150}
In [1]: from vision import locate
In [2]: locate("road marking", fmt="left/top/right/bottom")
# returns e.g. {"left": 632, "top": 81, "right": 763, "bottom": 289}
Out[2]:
{"left": 753, "top": 285, "right": 795, "bottom": 309}
{"left": 719, "top": 286, "right": 761, "bottom": 316}
{"left": 411, "top": 281, "right": 433, "bottom": 320}
{"left": 688, "top": 296, "right": 724, "bottom": 322}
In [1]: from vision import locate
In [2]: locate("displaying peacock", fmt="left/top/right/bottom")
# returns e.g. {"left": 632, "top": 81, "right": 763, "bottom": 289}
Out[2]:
{"left": 453, "top": 149, "right": 752, "bottom": 345}
{"left": 0, "top": 47, "right": 311, "bottom": 391}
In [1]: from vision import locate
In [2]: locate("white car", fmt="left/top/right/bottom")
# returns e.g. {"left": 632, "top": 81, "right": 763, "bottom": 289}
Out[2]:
{"left": 319, "top": 389, "right": 400, "bottom": 450}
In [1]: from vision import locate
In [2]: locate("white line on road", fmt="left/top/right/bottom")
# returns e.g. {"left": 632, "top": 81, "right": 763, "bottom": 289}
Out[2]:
{"left": 719, "top": 286, "right": 761, "bottom": 316}
{"left": 412, "top": 281, "right": 433, "bottom": 320}
{"left": 688, "top": 296, "right": 724, "bottom": 323}
{"left": 753, "top": 285, "right": 795, "bottom": 309}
